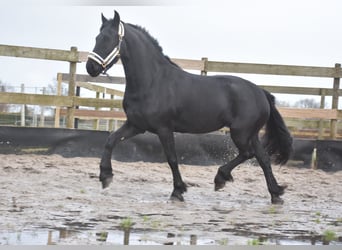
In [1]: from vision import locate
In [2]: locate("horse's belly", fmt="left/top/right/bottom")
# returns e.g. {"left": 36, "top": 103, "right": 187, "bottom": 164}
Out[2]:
{"left": 173, "top": 111, "right": 227, "bottom": 133}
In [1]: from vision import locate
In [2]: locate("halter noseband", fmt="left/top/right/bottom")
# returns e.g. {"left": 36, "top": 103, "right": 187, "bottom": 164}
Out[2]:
{"left": 88, "top": 22, "right": 125, "bottom": 71}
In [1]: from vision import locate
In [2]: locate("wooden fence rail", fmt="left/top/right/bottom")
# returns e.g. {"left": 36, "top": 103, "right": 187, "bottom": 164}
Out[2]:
{"left": 79, "top": 53, "right": 342, "bottom": 139}
{"left": 0, "top": 92, "right": 122, "bottom": 108}
{"left": 0, "top": 44, "right": 79, "bottom": 62}
{"left": 0, "top": 44, "right": 341, "bottom": 139}
{"left": 205, "top": 60, "right": 342, "bottom": 78}
{"left": 56, "top": 71, "right": 342, "bottom": 139}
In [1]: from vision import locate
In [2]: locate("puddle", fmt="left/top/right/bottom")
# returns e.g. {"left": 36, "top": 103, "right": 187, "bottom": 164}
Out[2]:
{"left": 1, "top": 155, "right": 341, "bottom": 246}
{"left": 0, "top": 229, "right": 341, "bottom": 245}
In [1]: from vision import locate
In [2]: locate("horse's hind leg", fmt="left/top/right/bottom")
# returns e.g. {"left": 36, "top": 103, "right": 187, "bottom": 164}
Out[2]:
{"left": 214, "top": 154, "right": 247, "bottom": 191}
{"left": 214, "top": 128, "right": 253, "bottom": 191}
{"left": 252, "top": 136, "right": 287, "bottom": 204}
{"left": 99, "top": 121, "right": 142, "bottom": 188}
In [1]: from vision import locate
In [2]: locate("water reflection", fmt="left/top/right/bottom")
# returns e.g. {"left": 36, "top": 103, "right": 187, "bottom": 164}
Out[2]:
{"left": 164, "top": 233, "right": 198, "bottom": 245}
{"left": 0, "top": 228, "right": 340, "bottom": 245}
{"left": 95, "top": 231, "right": 108, "bottom": 242}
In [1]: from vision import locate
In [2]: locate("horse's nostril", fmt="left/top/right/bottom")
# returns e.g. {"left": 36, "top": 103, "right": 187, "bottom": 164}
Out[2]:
{"left": 86, "top": 61, "right": 100, "bottom": 77}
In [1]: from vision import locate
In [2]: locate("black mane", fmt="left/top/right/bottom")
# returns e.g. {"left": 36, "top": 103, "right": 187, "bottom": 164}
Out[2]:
{"left": 127, "top": 23, "right": 180, "bottom": 68}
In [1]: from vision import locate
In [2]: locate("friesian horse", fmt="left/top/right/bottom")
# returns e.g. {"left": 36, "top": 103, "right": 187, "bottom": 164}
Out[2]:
{"left": 86, "top": 11, "right": 293, "bottom": 204}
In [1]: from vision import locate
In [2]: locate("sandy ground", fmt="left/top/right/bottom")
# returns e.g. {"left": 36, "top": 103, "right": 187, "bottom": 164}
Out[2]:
{"left": 0, "top": 154, "right": 341, "bottom": 245}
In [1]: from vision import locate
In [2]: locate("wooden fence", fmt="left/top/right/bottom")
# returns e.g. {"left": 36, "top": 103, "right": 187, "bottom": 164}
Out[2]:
{"left": 0, "top": 44, "right": 341, "bottom": 139}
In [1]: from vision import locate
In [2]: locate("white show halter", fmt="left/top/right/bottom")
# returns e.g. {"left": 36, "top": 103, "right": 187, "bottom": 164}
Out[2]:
{"left": 88, "top": 21, "right": 125, "bottom": 70}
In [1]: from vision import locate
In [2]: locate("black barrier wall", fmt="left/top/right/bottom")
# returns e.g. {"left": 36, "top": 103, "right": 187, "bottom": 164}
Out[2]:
{"left": 316, "top": 140, "right": 342, "bottom": 171}
{"left": 0, "top": 126, "right": 341, "bottom": 171}
{"left": 0, "top": 126, "right": 236, "bottom": 165}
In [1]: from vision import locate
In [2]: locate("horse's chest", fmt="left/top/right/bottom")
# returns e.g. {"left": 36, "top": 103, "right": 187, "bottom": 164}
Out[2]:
{"left": 124, "top": 97, "right": 143, "bottom": 118}
{"left": 123, "top": 96, "right": 160, "bottom": 129}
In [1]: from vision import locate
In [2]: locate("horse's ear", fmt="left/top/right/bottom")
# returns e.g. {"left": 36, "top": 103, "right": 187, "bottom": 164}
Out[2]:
{"left": 101, "top": 13, "right": 108, "bottom": 24}
{"left": 113, "top": 10, "right": 120, "bottom": 26}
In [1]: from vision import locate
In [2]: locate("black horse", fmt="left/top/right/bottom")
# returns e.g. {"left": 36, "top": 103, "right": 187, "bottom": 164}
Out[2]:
{"left": 86, "top": 11, "right": 293, "bottom": 204}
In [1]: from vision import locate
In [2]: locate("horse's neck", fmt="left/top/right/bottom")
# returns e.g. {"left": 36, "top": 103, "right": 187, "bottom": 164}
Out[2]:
{"left": 121, "top": 25, "right": 171, "bottom": 93}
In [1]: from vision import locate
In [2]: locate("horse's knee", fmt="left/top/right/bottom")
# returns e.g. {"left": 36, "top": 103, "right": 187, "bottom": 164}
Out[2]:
{"left": 240, "top": 149, "right": 254, "bottom": 160}
{"left": 104, "top": 135, "right": 119, "bottom": 150}
{"left": 167, "top": 157, "right": 178, "bottom": 168}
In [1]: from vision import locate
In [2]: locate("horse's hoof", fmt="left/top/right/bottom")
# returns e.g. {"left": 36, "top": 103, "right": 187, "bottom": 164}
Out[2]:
{"left": 214, "top": 182, "right": 226, "bottom": 191}
{"left": 214, "top": 174, "right": 226, "bottom": 191}
{"left": 170, "top": 191, "right": 184, "bottom": 202}
{"left": 101, "top": 176, "right": 113, "bottom": 189}
{"left": 271, "top": 196, "right": 284, "bottom": 205}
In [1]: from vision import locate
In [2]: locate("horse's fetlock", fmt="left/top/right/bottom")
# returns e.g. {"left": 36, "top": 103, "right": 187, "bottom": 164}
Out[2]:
{"left": 174, "top": 181, "right": 187, "bottom": 193}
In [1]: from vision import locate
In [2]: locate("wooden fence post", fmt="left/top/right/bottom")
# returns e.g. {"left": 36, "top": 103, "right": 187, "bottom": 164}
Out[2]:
{"left": 54, "top": 73, "right": 62, "bottom": 128}
{"left": 318, "top": 89, "right": 326, "bottom": 139}
{"left": 93, "top": 91, "right": 100, "bottom": 130}
{"left": 75, "top": 86, "right": 80, "bottom": 129}
{"left": 66, "top": 46, "right": 77, "bottom": 129}
{"left": 330, "top": 63, "right": 341, "bottom": 139}
{"left": 201, "top": 57, "right": 208, "bottom": 76}
{"left": 108, "top": 94, "right": 115, "bottom": 131}
{"left": 39, "top": 87, "right": 46, "bottom": 127}
{"left": 20, "top": 84, "right": 25, "bottom": 126}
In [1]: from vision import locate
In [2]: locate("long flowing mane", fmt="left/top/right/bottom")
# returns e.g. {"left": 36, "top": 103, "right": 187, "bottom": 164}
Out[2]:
{"left": 127, "top": 23, "right": 180, "bottom": 68}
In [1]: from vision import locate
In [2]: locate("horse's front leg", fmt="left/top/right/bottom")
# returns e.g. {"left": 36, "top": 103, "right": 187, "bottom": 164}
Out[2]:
{"left": 100, "top": 121, "right": 142, "bottom": 188}
{"left": 157, "top": 128, "right": 187, "bottom": 201}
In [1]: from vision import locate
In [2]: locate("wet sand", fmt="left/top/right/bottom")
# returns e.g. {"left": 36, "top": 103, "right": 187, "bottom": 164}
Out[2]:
{"left": 0, "top": 154, "right": 341, "bottom": 245}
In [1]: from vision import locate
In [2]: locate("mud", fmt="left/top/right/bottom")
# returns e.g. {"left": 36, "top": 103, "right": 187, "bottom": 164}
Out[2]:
{"left": 0, "top": 154, "right": 341, "bottom": 245}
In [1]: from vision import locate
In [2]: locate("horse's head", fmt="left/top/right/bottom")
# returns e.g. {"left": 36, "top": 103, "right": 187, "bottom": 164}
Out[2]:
{"left": 86, "top": 11, "right": 124, "bottom": 77}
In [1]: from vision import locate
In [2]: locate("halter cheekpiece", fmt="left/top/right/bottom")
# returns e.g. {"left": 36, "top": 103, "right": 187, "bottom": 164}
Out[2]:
{"left": 88, "top": 21, "right": 125, "bottom": 71}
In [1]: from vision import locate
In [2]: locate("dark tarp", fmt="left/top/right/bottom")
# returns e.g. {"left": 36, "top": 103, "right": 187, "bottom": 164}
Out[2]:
{"left": 0, "top": 126, "right": 236, "bottom": 165}
{"left": 0, "top": 126, "right": 341, "bottom": 171}
{"left": 316, "top": 140, "right": 342, "bottom": 171}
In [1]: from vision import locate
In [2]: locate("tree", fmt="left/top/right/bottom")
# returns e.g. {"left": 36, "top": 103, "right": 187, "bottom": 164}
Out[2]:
{"left": 294, "top": 98, "right": 321, "bottom": 109}
{"left": 276, "top": 99, "right": 290, "bottom": 107}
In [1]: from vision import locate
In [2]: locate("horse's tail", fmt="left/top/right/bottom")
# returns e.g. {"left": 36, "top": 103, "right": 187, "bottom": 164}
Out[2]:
{"left": 262, "top": 90, "right": 293, "bottom": 165}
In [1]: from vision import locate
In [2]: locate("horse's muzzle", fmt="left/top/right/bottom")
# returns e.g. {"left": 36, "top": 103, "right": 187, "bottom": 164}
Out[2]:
{"left": 86, "top": 60, "right": 103, "bottom": 77}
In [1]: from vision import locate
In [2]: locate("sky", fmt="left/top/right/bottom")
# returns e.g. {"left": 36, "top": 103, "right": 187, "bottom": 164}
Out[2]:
{"left": 0, "top": 0, "right": 341, "bottom": 105}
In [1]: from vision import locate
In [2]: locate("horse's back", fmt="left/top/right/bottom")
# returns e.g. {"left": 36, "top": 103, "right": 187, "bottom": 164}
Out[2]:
{"left": 170, "top": 73, "right": 269, "bottom": 133}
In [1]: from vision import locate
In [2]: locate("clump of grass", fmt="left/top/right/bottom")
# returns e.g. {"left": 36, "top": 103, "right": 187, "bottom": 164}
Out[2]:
{"left": 96, "top": 231, "right": 108, "bottom": 242}
{"left": 269, "top": 205, "right": 277, "bottom": 214}
{"left": 142, "top": 215, "right": 150, "bottom": 224}
{"left": 247, "top": 236, "right": 268, "bottom": 246}
{"left": 141, "top": 214, "right": 164, "bottom": 231}
{"left": 141, "top": 215, "right": 150, "bottom": 231}
{"left": 247, "top": 238, "right": 261, "bottom": 245}
{"left": 120, "top": 217, "right": 134, "bottom": 245}
{"left": 313, "top": 211, "right": 322, "bottom": 224}
{"left": 322, "top": 230, "right": 337, "bottom": 245}
{"left": 217, "top": 238, "right": 229, "bottom": 245}
{"left": 120, "top": 217, "right": 134, "bottom": 231}
{"left": 151, "top": 220, "right": 162, "bottom": 230}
